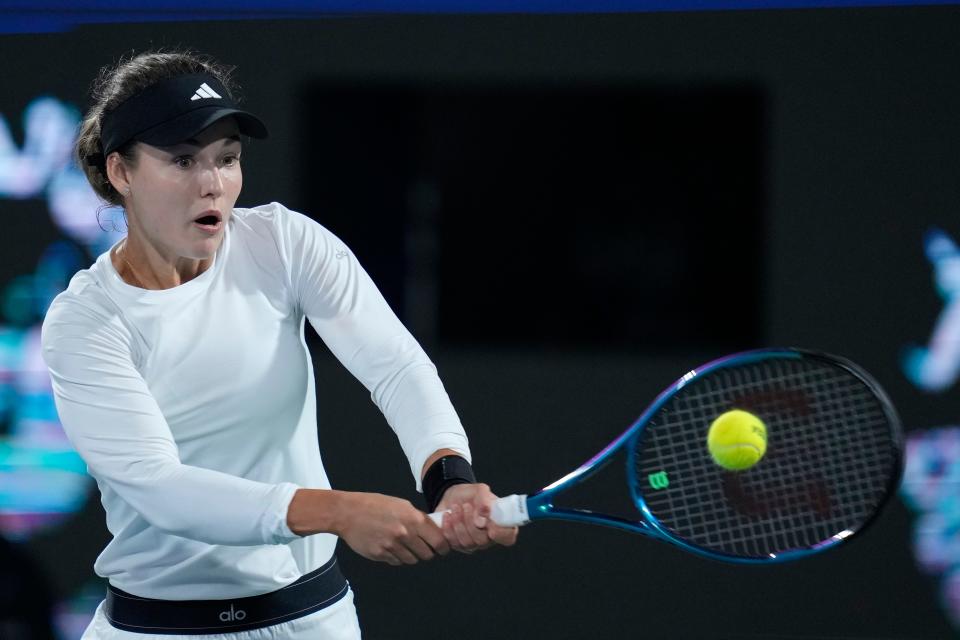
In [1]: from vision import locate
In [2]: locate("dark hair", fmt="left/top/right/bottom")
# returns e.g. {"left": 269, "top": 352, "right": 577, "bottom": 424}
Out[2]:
{"left": 76, "top": 49, "right": 239, "bottom": 207}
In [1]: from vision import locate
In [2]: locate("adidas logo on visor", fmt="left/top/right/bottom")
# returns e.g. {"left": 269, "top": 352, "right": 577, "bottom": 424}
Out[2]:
{"left": 190, "top": 83, "right": 222, "bottom": 101}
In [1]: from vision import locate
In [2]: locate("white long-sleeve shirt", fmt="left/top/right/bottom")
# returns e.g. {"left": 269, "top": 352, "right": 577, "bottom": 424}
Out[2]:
{"left": 40, "top": 202, "right": 470, "bottom": 600}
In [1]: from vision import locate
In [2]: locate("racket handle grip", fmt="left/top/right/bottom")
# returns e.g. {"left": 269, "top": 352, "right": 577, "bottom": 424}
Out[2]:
{"left": 427, "top": 494, "right": 530, "bottom": 527}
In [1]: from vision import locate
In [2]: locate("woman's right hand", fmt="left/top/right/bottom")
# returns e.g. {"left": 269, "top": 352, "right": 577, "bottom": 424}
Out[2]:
{"left": 287, "top": 489, "right": 449, "bottom": 566}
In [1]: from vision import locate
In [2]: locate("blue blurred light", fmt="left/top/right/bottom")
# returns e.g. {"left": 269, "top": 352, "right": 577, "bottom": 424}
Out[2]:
{"left": 2, "top": 0, "right": 960, "bottom": 33}
{"left": 0, "top": 95, "right": 122, "bottom": 544}
{"left": 902, "top": 228, "right": 960, "bottom": 392}
{"left": 902, "top": 428, "right": 960, "bottom": 627}
{"left": 901, "top": 229, "right": 960, "bottom": 629}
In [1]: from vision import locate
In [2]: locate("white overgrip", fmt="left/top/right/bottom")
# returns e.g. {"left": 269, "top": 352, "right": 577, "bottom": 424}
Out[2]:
{"left": 427, "top": 494, "right": 530, "bottom": 527}
{"left": 491, "top": 494, "right": 530, "bottom": 526}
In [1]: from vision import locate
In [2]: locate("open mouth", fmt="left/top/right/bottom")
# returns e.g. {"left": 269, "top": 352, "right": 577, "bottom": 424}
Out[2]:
{"left": 193, "top": 211, "right": 222, "bottom": 231}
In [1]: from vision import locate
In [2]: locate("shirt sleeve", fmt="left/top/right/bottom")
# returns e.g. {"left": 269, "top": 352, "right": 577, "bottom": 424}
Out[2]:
{"left": 41, "top": 294, "right": 301, "bottom": 546}
{"left": 267, "top": 203, "right": 471, "bottom": 491}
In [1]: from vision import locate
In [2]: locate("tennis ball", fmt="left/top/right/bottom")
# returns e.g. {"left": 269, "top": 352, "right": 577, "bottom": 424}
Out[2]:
{"left": 707, "top": 409, "right": 767, "bottom": 471}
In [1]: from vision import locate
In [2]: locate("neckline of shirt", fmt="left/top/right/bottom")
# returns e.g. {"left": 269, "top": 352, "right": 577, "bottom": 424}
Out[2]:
{"left": 103, "top": 219, "right": 228, "bottom": 300}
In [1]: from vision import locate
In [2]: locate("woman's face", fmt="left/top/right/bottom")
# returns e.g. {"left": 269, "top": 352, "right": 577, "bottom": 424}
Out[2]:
{"left": 122, "top": 117, "right": 243, "bottom": 260}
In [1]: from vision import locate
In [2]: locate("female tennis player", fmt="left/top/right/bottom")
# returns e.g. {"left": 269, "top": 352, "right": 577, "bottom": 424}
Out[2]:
{"left": 40, "top": 50, "right": 517, "bottom": 639}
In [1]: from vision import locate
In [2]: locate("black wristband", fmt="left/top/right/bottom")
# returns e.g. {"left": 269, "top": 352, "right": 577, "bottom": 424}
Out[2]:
{"left": 423, "top": 456, "right": 477, "bottom": 512}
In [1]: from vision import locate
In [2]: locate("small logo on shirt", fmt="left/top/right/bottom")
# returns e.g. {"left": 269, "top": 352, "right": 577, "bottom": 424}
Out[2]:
{"left": 335, "top": 249, "right": 348, "bottom": 259}
{"left": 219, "top": 604, "right": 247, "bottom": 622}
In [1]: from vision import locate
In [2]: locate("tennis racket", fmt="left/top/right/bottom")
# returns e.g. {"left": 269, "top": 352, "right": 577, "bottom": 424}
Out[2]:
{"left": 429, "top": 348, "right": 903, "bottom": 563}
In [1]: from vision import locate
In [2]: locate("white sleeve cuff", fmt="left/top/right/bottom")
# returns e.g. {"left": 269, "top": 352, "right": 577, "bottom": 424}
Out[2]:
{"left": 262, "top": 482, "right": 302, "bottom": 544}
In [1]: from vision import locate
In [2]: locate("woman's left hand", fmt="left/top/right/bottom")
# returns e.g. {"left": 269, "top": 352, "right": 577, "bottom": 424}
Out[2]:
{"left": 433, "top": 483, "right": 519, "bottom": 554}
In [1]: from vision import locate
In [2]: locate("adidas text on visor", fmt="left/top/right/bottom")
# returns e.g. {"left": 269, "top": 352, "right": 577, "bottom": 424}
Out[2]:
{"left": 98, "top": 73, "right": 268, "bottom": 157}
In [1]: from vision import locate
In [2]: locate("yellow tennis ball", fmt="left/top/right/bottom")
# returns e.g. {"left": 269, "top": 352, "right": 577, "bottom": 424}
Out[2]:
{"left": 707, "top": 409, "right": 767, "bottom": 471}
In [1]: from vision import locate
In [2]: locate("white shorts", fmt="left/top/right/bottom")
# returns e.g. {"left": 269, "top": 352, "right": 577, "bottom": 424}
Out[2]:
{"left": 81, "top": 587, "right": 362, "bottom": 640}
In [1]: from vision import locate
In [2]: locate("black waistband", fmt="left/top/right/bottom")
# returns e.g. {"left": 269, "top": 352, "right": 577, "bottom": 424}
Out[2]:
{"left": 104, "top": 556, "right": 348, "bottom": 635}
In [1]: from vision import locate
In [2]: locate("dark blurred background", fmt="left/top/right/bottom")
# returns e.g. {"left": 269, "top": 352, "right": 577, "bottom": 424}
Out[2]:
{"left": 1, "top": 5, "right": 959, "bottom": 639}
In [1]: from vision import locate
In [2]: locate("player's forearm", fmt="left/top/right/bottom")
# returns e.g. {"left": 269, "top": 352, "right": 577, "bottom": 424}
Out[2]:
{"left": 87, "top": 457, "right": 300, "bottom": 546}
{"left": 286, "top": 488, "right": 352, "bottom": 537}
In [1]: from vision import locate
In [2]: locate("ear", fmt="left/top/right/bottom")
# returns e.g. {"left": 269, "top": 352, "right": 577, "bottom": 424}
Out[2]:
{"left": 105, "top": 151, "right": 132, "bottom": 195}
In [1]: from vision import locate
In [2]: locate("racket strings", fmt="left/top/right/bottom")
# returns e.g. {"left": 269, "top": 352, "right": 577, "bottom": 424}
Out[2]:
{"left": 634, "top": 356, "right": 898, "bottom": 559}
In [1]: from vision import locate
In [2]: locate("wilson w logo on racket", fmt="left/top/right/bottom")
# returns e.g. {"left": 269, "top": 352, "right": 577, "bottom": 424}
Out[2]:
{"left": 648, "top": 471, "right": 670, "bottom": 489}
{"left": 430, "top": 348, "right": 904, "bottom": 563}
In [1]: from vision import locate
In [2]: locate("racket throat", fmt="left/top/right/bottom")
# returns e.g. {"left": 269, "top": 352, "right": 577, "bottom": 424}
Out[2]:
{"left": 496, "top": 492, "right": 641, "bottom": 529}
{"left": 539, "top": 506, "right": 655, "bottom": 536}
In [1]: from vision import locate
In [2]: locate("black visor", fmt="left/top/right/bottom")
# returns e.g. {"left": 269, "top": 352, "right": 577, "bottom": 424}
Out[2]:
{"left": 99, "top": 73, "right": 268, "bottom": 157}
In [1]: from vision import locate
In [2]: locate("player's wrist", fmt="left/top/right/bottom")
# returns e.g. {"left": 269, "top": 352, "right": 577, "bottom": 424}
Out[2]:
{"left": 423, "top": 455, "right": 476, "bottom": 512}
